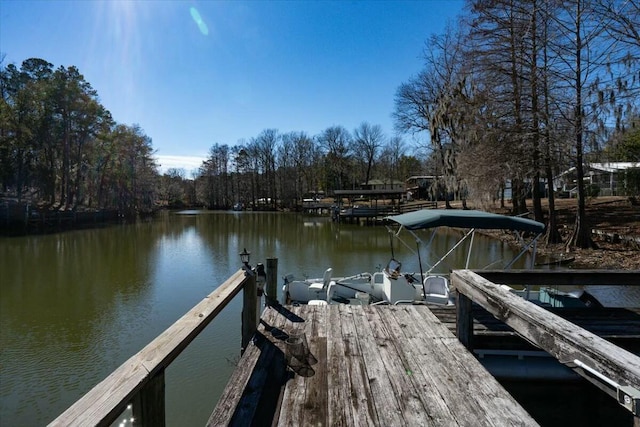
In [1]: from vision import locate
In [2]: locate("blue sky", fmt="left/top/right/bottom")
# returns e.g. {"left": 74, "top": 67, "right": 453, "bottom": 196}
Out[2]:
{"left": 1, "top": 0, "right": 464, "bottom": 173}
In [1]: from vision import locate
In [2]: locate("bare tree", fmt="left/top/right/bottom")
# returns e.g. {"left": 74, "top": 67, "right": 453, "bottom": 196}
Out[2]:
{"left": 600, "top": 0, "right": 640, "bottom": 48}
{"left": 394, "top": 24, "right": 470, "bottom": 208}
{"left": 279, "top": 131, "right": 320, "bottom": 206}
{"left": 378, "top": 135, "right": 408, "bottom": 182}
{"left": 232, "top": 142, "right": 253, "bottom": 208}
{"left": 467, "top": 0, "right": 541, "bottom": 215}
{"left": 547, "top": 0, "right": 639, "bottom": 248}
{"left": 253, "top": 129, "right": 279, "bottom": 210}
{"left": 199, "top": 143, "right": 231, "bottom": 208}
{"left": 316, "top": 126, "right": 352, "bottom": 191}
{"left": 353, "top": 122, "right": 385, "bottom": 185}
{"left": 540, "top": 0, "right": 563, "bottom": 243}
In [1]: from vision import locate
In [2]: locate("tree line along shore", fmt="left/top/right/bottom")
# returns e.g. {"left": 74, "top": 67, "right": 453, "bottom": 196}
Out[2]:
{"left": 2, "top": 1, "right": 639, "bottom": 248}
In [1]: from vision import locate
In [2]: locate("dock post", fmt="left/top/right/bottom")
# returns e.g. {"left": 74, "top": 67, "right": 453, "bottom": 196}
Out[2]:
{"left": 266, "top": 258, "right": 278, "bottom": 302}
{"left": 131, "top": 368, "right": 166, "bottom": 427}
{"left": 241, "top": 272, "right": 257, "bottom": 354}
{"left": 456, "top": 292, "right": 474, "bottom": 351}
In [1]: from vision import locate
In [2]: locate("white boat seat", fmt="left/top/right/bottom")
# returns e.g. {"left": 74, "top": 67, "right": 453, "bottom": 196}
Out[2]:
{"left": 309, "top": 267, "right": 334, "bottom": 292}
{"left": 423, "top": 276, "right": 450, "bottom": 305}
{"left": 309, "top": 280, "right": 336, "bottom": 305}
{"left": 382, "top": 275, "right": 416, "bottom": 305}
{"left": 423, "top": 276, "right": 447, "bottom": 294}
{"left": 326, "top": 281, "right": 336, "bottom": 303}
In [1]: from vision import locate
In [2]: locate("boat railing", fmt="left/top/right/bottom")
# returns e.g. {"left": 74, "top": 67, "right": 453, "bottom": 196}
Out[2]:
{"left": 48, "top": 258, "right": 279, "bottom": 427}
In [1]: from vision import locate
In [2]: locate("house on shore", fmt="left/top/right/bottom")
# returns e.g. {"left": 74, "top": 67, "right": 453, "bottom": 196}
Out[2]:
{"left": 360, "top": 179, "right": 405, "bottom": 191}
{"left": 554, "top": 162, "right": 640, "bottom": 197}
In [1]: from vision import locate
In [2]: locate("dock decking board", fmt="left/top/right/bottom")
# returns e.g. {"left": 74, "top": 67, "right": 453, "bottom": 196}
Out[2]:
{"left": 212, "top": 304, "right": 539, "bottom": 426}
{"left": 360, "top": 304, "right": 433, "bottom": 425}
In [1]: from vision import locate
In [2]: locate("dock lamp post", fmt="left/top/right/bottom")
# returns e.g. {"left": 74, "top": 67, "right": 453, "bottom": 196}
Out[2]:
{"left": 239, "top": 248, "right": 258, "bottom": 353}
{"left": 240, "top": 248, "right": 251, "bottom": 273}
{"left": 239, "top": 248, "right": 266, "bottom": 297}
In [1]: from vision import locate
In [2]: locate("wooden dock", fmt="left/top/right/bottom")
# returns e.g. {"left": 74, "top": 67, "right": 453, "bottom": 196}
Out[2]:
{"left": 49, "top": 263, "right": 640, "bottom": 426}
{"left": 337, "top": 202, "right": 438, "bottom": 224}
{"left": 209, "top": 304, "right": 539, "bottom": 426}
{"left": 0, "top": 201, "right": 121, "bottom": 233}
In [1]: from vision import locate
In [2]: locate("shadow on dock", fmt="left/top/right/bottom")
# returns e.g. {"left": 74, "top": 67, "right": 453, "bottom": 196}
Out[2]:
{"left": 224, "top": 331, "right": 289, "bottom": 427}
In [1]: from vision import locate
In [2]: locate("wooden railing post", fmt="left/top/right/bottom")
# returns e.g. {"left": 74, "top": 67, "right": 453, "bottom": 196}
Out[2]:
{"left": 131, "top": 369, "right": 166, "bottom": 427}
{"left": 241, "top": 271, "right": 258, "bottom": 353}
{"left": 456, "top": 292, "right": 473, "bottom": 351}
{"left": 266, "top": 258, "right": 278, "bottom": 302}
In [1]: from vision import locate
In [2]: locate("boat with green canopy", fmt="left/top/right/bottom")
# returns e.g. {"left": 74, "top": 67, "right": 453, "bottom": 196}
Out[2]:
{"left": 385, "top": 209, "right": 545, "bottom": 274}
{"left": 283, "top": 209, "right": 598, "bottom": 308}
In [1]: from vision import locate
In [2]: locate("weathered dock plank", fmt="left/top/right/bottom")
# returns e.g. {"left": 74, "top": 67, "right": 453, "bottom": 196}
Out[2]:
{"left": 358, "top": 305, "right": 427, "bottom": 425}
{"left": 304, "top": 307, "right": 329, "bottom": 426}
{"left": 340, "top": 304, "right": 383, "bottom": 425}
{"left": 277, "top": 306, "right": 330, "bottom": 427}
{"left": 213, "top": 304, "right": 539, "bottom": 426}
{"left": 325, "top": 303, "right": 362, "bottom": 425}
{"left": 387, "top": 306, "right": 494, "bottom": 425}
{"left": 369, "top": 306, "right": 457, "bottom": 426}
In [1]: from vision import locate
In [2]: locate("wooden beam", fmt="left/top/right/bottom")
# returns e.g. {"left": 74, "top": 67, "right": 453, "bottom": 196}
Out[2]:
{"left": 266, "top": 258, "right": 278, "bottom": 301}
{"left": 242, "top": 272, "right": 258, "bottom": 353}
{"left": 456, "top": 293, "right": 473, "bottom": 351}
{"left": 49, "top": 270, "right": 248, "bottom": 427}
{"left": 451, "top": 270, "right": 640, "bottom": 393}
{"left": 131, "top": 369, "right": 166, "bottom": 427}
{"left": 475, "top": 270, "right": 640, "bottom": 286}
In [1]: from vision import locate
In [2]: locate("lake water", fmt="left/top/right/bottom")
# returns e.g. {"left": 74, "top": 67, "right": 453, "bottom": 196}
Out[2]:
{"left": 0, "top": 210, "right": 634, "bottom": 426}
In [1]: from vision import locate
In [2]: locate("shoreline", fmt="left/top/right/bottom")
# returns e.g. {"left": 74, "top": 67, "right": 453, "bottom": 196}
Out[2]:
{"left": 472, "top": 196, "right": 640, "bottom": 270}
{"left": 480, "top": 228, "right": 639, "bottom": 270}
{"left": 3, "top": 197, "right": 639, "bottom": 270}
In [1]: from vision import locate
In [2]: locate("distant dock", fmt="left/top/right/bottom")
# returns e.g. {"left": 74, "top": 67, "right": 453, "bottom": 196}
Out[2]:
{"left": 1, "top": 200, "right": 121, "bottom": 234}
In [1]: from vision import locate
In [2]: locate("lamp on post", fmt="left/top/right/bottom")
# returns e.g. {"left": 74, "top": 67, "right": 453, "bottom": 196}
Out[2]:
{"left": 240, "top": 248, "right": 253, "bottom": 276}
{"left": 240, "top": 247, "right": 250, "bottom": 266}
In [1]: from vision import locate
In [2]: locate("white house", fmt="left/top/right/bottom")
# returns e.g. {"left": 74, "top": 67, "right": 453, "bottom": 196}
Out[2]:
{"left": 554, "top": 162, "right": 640, "bottom": 196}
{"left": 361, "top": 179, "right": 405, "bottom": 191}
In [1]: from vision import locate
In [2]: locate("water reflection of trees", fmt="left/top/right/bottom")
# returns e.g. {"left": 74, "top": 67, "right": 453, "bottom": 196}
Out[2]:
{"left": 0, "top": 223, "right": 161, "bottom": 425}
{"left": 193, "top": 212, "right": 530, "bottom": 279}
{"left": 1, "top": 225, "right": 157, "bottom": 331}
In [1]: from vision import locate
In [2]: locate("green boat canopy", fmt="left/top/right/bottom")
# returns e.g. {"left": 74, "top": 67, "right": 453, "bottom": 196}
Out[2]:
{"left": 386, "top": 209, "right": 545, "bottom": 234}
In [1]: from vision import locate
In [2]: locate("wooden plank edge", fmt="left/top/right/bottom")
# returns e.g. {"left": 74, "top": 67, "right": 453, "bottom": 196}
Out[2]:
{"left": 452, "top": 270, "right": 640, "bottom": 389}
